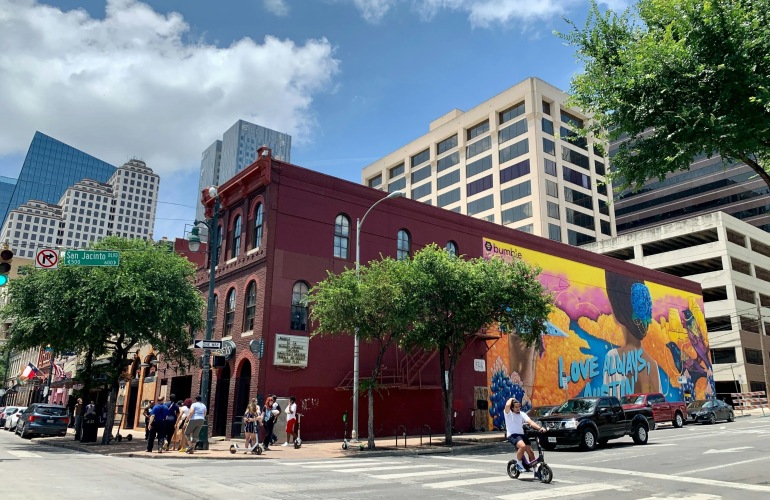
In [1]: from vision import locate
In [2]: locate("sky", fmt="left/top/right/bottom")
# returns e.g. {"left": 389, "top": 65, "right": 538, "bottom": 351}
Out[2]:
{"left": 0, "top": 0, "right": 629, "bottom": 241}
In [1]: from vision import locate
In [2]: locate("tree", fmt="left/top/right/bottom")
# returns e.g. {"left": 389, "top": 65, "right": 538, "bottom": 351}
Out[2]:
{"left": 1, "top": 236, "right": 204, "bottom": 443}
{"left": 403, "top": 245, "right": 552, "bottom": 445}
{"left": 309, "top": 257, "right": 414, "bottom": 449}
{"left": 559, "top": 0, "right": 770, "bottom": 191}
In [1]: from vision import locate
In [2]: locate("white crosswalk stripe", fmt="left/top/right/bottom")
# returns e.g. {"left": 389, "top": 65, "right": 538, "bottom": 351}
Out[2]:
{"left": 368, "top": 467, "right": 482, "bottom": 479}
{"left": 497, "top": 482, "right": 623, "bottom": 499}
{"left": 6, "top": 450, "right": 41, "bottom": 458}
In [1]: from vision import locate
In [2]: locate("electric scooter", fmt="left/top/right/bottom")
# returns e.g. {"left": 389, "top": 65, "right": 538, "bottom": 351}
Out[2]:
{"left": 506, "top": 427, "right": 553, "bottom": 483}
{"left": 293, "top": 412, "right": 303, "bottom": 449}
{"left": 230, "top": 439, "right": 263, "bottom": 455}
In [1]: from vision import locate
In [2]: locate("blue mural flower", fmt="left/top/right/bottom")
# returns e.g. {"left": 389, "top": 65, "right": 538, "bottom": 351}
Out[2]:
{"left": 489, "top": 366, "right": 529, "bottom": 430}
{"left": 630, "top": 283, "right": 652, "bottom": 326}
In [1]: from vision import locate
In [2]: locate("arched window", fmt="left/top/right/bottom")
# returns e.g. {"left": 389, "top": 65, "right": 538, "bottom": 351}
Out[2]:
{"left": 290, "top": 281, "right": 309, "bottom": 331}
{"left": 231, "top": 215, "right": 242, "bottom": 258}
{"left": 253, "top": 203, "right": 264, "bottom": 249}
{"left": 333, "top": 214, "right": 350, "bottom": 259}
{"left": 215, "top": 225, "right": 223, "bottom": 264}
{"left": 210, "top": 294, "right": 218, "bottom": 328}
{"left": 224, "top": 288, "right": 236, "bottom": 337}
{"left": 243, "top": 281, "right": 257, "bottom": 332}
{"left": 397, "top": 229, "right": 411, "bottom": 260}
{"left": 445, "top": 240, "right": 458, "bottom": 257}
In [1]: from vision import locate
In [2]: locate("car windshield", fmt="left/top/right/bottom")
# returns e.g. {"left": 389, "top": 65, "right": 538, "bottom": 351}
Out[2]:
{"left": 527, "top": 407, "right": 555, "bottom": 418}
{"left": 35, "top": 406, "right": 67, "bottom": 416}
{"left": 687, "top": 401, "right": 711, "bottom": 410}
{"left": 620, "top": 395, "right": 644, "bottom": 405}
{"left": 554, "top": 399, "right": 597, "bottom": 414}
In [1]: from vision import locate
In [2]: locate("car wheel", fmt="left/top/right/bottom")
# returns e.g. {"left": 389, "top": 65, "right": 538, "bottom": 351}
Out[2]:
{"left": 673, "top": 413, "right": 684, "bottom": 428}
{"left": 579, "top": 428, "right": 598, "bottom": 451}
{"left": 20, "top": 424, "right": 31, "bottom": 439}
{"left": 632, "top": 424, "right": 649, "bottom": 445}
{"left": 727, "top": 412, "right": 735, "bottom": 423}
{"left": 708, "top": 413, "right": 716, "bottom": 425}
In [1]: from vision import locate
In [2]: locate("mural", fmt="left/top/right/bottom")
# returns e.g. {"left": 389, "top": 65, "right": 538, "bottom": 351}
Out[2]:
{"left": 482, "top": 237, "right": 715, "bottom": 429}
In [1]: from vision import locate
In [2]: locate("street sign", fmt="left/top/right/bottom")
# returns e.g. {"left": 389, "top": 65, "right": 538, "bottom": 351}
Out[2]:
{"left": 63, "top": 250, "right": 120, "bottom": 267}
{"left": 35, "top": 249, "right": 59, "bottom": 269}
{"left": 194, "top": 339, "right": 223, "bottom": 349}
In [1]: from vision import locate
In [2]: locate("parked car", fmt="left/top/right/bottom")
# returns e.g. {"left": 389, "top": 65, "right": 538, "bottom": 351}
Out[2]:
{"left": 621, "top": 393, "right": 688, "bottom": 428}
{"left": 535, "top": 396, "right": 653, "bottom": 451}
{"left": 15, "top": 404, "right": 69, "bottom": 438}
{"left": 3, "top": 407, "right": 26, "bottom": 430}
{"left": 686, "top": 399, "right": 734, "bottom": 424}
{"left": 0, "top": 406, "right": 17, "bottom": 427}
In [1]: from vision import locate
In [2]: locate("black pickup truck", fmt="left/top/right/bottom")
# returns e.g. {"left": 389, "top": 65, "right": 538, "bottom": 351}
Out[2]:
{"left": 533, "top": 396, "right": 653, "bottom": 451}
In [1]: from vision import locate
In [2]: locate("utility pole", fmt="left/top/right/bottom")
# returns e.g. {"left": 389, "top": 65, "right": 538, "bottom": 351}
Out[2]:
{"left": 754, "top": 296, "right": 770, "bottom": 397}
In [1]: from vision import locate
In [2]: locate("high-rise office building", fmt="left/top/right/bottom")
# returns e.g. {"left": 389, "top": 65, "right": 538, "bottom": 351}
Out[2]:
{"left": 194, "top": 120, "right": 291, "bottom": 240}
{"left": 0, "top": 159, "right": 159, "bottom": 258}
{"left": 0, "top": 176, "right": 17, "bottom": 225}
{"left": 361, "top": 77, "right": 615, "bottom": 245}
{"left": 0, "top": 132, "right": 116, "bottom": 228}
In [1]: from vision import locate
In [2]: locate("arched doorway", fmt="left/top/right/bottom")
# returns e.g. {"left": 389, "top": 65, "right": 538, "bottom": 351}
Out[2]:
{"left": 233, "top": 359, "right": 252, "bottom": 438}
{"left": 213, "top": 364, "right": 231, "bottom": 437}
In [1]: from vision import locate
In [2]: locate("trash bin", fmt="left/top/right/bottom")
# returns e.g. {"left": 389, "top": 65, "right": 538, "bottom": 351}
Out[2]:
{"left": 81, "top": 413, "right": 98, "bottom": 443}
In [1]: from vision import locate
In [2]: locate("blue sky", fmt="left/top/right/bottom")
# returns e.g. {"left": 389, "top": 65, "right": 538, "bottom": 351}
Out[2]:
{"left": 0, "top": 0, "right": 626, "bottom": 240}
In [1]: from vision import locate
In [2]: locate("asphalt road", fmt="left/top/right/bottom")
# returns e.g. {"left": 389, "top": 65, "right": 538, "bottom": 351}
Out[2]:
{"left": 2, "top": 414, "right": 770, "bottom": 499}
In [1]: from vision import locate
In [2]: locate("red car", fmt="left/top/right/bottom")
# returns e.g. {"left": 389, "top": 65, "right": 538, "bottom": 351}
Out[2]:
{"left": 621, "top": 393, "right": 687, "bottom": 428}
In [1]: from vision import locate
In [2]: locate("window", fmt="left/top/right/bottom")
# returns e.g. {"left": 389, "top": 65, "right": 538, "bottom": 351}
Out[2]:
{"left": 745, "top": 348, "right": 764, "bottom": 365}
{"left": 467, "top": 120, "right": 490, "bottom": 140}
{"left": 368, "top": 175, "right": 382, "bottom": 188}
{"left": 567, "top": 229, "right": 595, "bottom": 246}
{"left": 437, "top": 152, "right": 459, "bottom": 172}
{"left": 561, "top": 109, "right": 584, "bottom": 128}
{"left": 467, "top": 175, "right": 493, "bottom": 197}
{"left": 224, "top": 288, "right": 236, "bottom": 337}
{"left": 438, "top": 169, "right": 460, "bottom": 190}
{"left": 544, "top": 158, "right": 557, "bottom": 176}
{"left": 548, "top": 224, "right": 562, "bottom": 242}
{"left": 467, "top": 194, "right": 494, "bottom": 215}
{"left": 601, "top": 220, "right": 612, "bottom": 236}
{"left": 546, "top": 180, "right": 558, "bottom": 198}
{"left": 500, "top": 139, "right": 529, "bottom": 164}
{"left": 500, "top": 181, "right": 531, "bottom": 205}
{"left": 231, "top": 215, "right": 242, "bottom": 258}
{"left": 389, "top": 163, "right": 405, "bottom": 178}
{"left": 501, "top": 202, "right": 532, "bottom": 225}
{"left": 388, "top": 177, "right": 406, "bottom": 193}
{"left": 516, "top": 224, "right": 533, "bottom": 233}
{"left": 334, "top": 214, "right": 350, "bottom": 259}
{"left": 542, "top": 101, "right": 551, "bottom": 115}
{"left": 253, "top": 203, "right": 264, "bottom": 248}
{"left": 412, "top": 182, "right": 432, "bottom": 199}
{"left": 397, "top": 229, "right": 411, "bottom": 260}
{"left": 290, "top": 282, "right": 309, "bottom": 331}
{"left": 562, "top": 146, "right": 590, "bottom": 169}
{"left": 445, "top": 241, "right": 458, "bottom": 256}
{"left": 567, "top": 208, "right": 595, "bottom": 230}
{"left": 243, "top": 281, "right": 257, "bottom": 331}
{"left": 215, "top": 225, "right": 222, "bottom": 263}
{"left": 710, "top": 348, "right": 737, "bottom": 364}
{"left": 411, "top": 149, "right": 430, "bottom": 168}
{"left": 498, "top": 119, "right": 527, "bottom": 144}
{"left": 411, "top": 165, "right": 432, "bottom": 184}
{"left": 466, "top": 136, "right": 491, "bottom": 159}
{"left": 564, "top": 187, "right": 593, "bottom": 209}
{"left": 542, "top": 118, "right": 554, "bottom": 136}
{"left": 500, "top": 159, "right": 530, "bottom": 184}
{"left": 437, "top": 188, "right": 461, "bottom": 208}
{"left": 560, "top": 127, "right": 588, "bottom": 150}
{"left": 467, "top": 155, "right": 493, "bottom": 178}
{"left": 437, "top": 134, "right": 458, "bottom": 155}
{"left": 499, "top": 102, "right": 525, "bottom": 124}
{"left": 594, "top": 161, "right": 606, "bottom": 176}
{"left": 563, "top": 166, "right": 591, "bottom": 189}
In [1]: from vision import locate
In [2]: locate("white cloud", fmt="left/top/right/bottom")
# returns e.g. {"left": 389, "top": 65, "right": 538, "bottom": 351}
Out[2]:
{"left": 415, "top": 0, "right": 578, "bottom": 28}
{"left": 353, "top": 0, "right": 398, "bottom": 23}
{"left": 264, "top": 0, "right": 290, "bottom": 17}
{"left": 0, "top": 0, "right": 339, "bottom": 177}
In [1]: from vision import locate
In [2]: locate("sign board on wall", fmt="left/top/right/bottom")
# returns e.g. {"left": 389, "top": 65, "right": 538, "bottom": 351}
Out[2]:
{"left": 473, "top": 359, "right": 486, "bottom": 372}
{"left": 273, "top": 334, "right": 309, "bottom": 368}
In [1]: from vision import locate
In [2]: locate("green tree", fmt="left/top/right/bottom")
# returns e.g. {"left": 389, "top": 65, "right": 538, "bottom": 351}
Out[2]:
{"left": 1, "top": 237, "right": 204, "bottom": 444}
{"left": 404, "top": 245, "right": 552, "bottom": 445}
{"left": 560, "top": 0, "right": 770, "bottom": 191}
{"left": 309, "top": 257, "right": 414, "bottom": 449}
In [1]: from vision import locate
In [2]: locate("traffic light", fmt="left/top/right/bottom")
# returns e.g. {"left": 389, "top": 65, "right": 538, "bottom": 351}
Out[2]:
{"left": 0, "top": 247, "right": 12, "bottom": 287}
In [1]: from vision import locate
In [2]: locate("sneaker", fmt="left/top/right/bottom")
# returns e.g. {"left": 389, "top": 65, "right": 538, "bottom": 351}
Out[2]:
{"left": 515, "top": 463, "right": 525, "bottom": 472}
{"left": 281, "top": 442, "right": 289, "bottom": 447}
{"left": 179, "top": 448, "right": 186, "bottom": 453}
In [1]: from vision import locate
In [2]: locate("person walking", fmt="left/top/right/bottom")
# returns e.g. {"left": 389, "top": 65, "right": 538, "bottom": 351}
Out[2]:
{"left": 163, "top": 394, "right": 179, "bottom": 451}
{"left": 261, "top": 396, "right": 278, "bottom": 451}
{"left": 243, "top": 402, "right": 259, "bottom": 452}
{"left": 73, "top": 398, "right": 84, "bottom": 441}
{"left": 270, "top": 394, "right": 281, "bottom": 445}
{"left": 142, "top": 405, "right": 152, "bottom": 441}
{"left": 146, "top": 396, "right": 168, "bottom": 453}
{"left": 283, "top": 396, "right": 298, "bottom": 446}
{"left": 174, "top": 400, "right": 190, "bottom": 452}
{"left": 185, "top": 395, "right": 207, "bottom": 454}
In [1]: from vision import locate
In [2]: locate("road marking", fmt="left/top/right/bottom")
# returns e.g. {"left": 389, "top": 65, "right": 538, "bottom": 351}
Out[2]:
{"left": 333, "top": 464, "right": 436, "bottom": 473}
{"left": 703, "top": 446, "right": 752, "bottom": 454}
{"left": 301, "top": 460, "right": 400, "bottom": 469}
{"left": 368, "top": 467, "right": 481, "bottom": 479}
{"left": 497, "top": 482, "right": 621, "bottom": 499}
{"left": 5, "top": 450, "right": 41, "bottom": 458}
{"left": 280, "top": 459, "right": 384, "bottom": 466}
{"left": 583, "top": 452, "right": 659, "bottom": 464}
{"left": 635, "top": 496, "right": 721, "bottom": 500}
{"left": 674, "top": 456, "right": 770, "bottom": 476}
{"left": 424, "top": 476, "right": 576, "bottom": 489}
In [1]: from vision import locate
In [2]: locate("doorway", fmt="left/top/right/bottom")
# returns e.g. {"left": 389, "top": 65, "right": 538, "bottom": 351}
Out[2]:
{"left": 213, "top": 364, "right": 231, "bottom": 437}
{"left": 233, "top": 360, "right": 252, "bottom": 438}
{"left": 124, "top": 380, "right": 139, "bottom": 429}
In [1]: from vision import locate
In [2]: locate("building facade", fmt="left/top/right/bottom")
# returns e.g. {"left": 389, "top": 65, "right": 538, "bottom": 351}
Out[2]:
{"left": 361, "top": 77, "right": 615, "bottom": 246}
{"left": 0, "top": 160, "right": 159, "bottom": 259}
{"left": 583, "top": 212, "right": 770, "bottom": 401}
{"left": 0, "top": 132, "right": 115, "bottom": 228}
{"left": 165, "top": 148, "right": 707, "bottom": 442}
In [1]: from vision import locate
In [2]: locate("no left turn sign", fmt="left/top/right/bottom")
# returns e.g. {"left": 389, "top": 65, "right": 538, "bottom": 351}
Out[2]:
{"left": 35, "top": 249, "right": 59, "bottom": 269}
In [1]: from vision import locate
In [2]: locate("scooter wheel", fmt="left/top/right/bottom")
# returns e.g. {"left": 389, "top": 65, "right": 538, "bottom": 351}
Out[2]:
{"left": 538, "top": 464, "right": 553, "bottom": 484}
{"left": 126, "top": 434, "right": 133, "bottom": 441}
{"left": 507, "top": 460, "right": 520, "bottom": 479}
{"left": 294, "top": 440, "right": 301, "bottom": 449}
{"left": 116, "top": 435, "right": 122, "bottom": 442}
{"left": 342, "top": 441, "right": 348, "bottom": 450}
{"left": 254, "top": 446, "right": 262, "bottom": 455}
{"left": 229, "top": 445, "right": 237, "bottom": 454}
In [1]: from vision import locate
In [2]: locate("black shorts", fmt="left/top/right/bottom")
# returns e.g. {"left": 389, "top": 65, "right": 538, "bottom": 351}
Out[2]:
{"left": 507, "top": 433, "right": 531, "bottom": 447}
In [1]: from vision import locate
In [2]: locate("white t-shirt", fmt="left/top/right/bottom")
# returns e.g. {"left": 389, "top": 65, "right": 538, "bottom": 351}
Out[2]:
{"left": 286, "top": 402, "right": 297, "bottom": 421}
{"left": 189, "top": 402, "right": 207, "bottom": 420}
{"left": 179, "top": 405, "right": 190, "bottom": 421}
{"left": 504, "top": 409, "right": 532, "bottom": 437}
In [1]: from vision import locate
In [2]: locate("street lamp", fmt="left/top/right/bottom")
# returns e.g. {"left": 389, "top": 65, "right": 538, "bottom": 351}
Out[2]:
{"left": 352, "top": 189, "right": 405, "bottom": 441}
{"left": 188, "top": 185, "right": 219, "bottom": 450}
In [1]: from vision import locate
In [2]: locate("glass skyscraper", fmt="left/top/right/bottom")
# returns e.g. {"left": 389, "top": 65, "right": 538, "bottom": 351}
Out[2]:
{"left": 0, "top": 176, "right": 17, "bottom": 227}
{"left": 0, "top": 132, "right": 115, "bottom": 228}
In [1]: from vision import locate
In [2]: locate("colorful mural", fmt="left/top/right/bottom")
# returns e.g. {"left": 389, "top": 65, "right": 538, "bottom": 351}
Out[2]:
{"left": 482, "top": 238, "right": 715, "bottom": 429}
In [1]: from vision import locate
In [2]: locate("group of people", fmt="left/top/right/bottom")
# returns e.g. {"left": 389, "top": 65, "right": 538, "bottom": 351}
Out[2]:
{"left": 242, "top": 394, "right": 298, "bottom": 452}
{"left": 144, "top": 394, "right": 207, "bottom": 454}
{"left": 71, "top": 397, "right": 96, "bottom": 441}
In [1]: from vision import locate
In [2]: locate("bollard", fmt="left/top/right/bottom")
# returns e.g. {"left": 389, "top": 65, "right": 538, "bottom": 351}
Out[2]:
{"left": 395, "top": 425, "right": 407, "bottom": 448}
{"left": 420, "top": 424, "right": 432, "bottom": 446}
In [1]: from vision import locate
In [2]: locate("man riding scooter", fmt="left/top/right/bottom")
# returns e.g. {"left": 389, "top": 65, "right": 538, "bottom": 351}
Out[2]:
{"left": 504, "top": 398, "right": 547, "bottom": 474}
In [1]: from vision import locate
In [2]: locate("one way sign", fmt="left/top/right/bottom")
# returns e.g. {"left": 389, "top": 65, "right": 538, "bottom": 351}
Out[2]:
{"left": 194, "top": 339, "right": 223, "bottom": 349}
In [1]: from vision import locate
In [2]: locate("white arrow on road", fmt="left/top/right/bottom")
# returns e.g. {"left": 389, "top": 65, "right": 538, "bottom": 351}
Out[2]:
{"left": 703, "top": 446, "right": 753, "bottom": 454}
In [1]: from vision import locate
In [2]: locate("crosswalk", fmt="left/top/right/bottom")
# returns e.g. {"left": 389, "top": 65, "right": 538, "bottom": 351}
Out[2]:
{"left": 4, "top": 450, "right": 41, "bottom": 458}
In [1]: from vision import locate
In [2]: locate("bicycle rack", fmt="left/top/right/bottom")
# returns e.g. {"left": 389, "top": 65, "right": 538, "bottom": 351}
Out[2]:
{"left": 420, "top": 424, "right": 432, "bottom": 446}
{"left": 395, "top": 425, "right": 407, "bottom": 448}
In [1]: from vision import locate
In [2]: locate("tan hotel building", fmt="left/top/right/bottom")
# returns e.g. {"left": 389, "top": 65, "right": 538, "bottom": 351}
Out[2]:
{"left": 361, "top": 77, "right": 615, "bottom": 246}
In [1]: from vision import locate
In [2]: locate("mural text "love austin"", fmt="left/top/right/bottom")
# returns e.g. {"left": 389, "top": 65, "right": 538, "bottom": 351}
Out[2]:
{"left": 558, "top": 348, "right": 651, "bottom": 397}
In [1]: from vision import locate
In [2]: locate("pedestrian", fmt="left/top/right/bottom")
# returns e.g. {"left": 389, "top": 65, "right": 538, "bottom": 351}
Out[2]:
{"left": 85, "top": 400, "right": 96, "bottom": 416}
{"left": 143, "top": 405, "right": 152, "bottom": 440}
{"left": 163, "top": 394, "right": 179, "bottom": 451}
{"left": 174, "top": 400, "right": 190, "bottom": 452}
{"left": 146, "top": 396, "right": 168, "bottom": 453}
{"left": 184, "top": 395, "right": 207, "bottom": 454}
{"left": 262, "top": 396, "right": 279, "bottom": 451}
{"left": 73, "top": 398, "right": 84, "bottom": 441}
{"left": 243, "top": 402, "right": 259, "bottom": 452}
{"left": 283, "top": 396, "right": 298, "bottom": 446}
{"left": 270, "top": 394, "right": 281, "bottom": 445}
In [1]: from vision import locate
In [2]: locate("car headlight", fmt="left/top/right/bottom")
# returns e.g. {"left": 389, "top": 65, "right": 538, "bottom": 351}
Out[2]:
{"left": 564, "top": 419, "right": 578, "bottom": 429}
{"left": 534, "top": 420, "right": 542, "bottom": 428}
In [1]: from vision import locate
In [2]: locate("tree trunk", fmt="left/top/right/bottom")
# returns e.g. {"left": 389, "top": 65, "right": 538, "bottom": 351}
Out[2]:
{"left": 439, "top": 347, "right": 453, "bottom": 446}
{"left": 80, "top": 348, "right": 94, "bottom": 399}
{"left": 100, "top": 378, "right": 119, "bottom": 445}
{"left": 367, "top": 385, "right": 375, "bottom": 450}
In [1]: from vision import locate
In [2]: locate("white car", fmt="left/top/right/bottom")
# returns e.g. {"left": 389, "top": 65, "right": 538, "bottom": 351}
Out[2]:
{"left": 4, "top": 407, "right": 26, "bottom": 431}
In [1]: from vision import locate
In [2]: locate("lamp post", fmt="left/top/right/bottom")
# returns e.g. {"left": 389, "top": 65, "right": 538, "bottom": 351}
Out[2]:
{"left": 352, "top": 190, "right": 404, "bottom": 442}
{"left": 187, "top": 186, "right": 219, "bottom": 450}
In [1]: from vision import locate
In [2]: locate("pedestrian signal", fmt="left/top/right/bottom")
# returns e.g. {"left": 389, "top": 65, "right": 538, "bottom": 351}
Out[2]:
{"left": 0, "top": 248, "right": 13, "bottom": 286}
